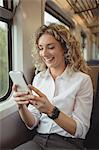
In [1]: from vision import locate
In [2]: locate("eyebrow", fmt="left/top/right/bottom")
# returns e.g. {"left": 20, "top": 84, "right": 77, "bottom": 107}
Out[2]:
{"left": 38, "top": 43, "right": 55, "bottom": 47}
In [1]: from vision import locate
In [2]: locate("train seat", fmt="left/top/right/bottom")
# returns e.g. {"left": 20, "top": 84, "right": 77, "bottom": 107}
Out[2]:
{"left": 84, "top": 68, "right": 99, "bottom": 149}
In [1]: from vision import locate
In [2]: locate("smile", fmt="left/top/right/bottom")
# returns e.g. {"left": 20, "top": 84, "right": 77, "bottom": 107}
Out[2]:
{"left": 44, "top": 57, "right": 54, "bottom": 62}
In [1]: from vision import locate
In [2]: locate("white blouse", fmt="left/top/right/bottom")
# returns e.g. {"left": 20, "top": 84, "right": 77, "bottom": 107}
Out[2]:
{"left": 28, "top": 67, "right": 93, "bottom": 139}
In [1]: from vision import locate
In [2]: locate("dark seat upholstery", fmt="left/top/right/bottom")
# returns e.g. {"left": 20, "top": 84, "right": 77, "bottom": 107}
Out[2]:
{"left": 87, "top": 60, "right": 99, "bottom": 66}
{"left": 84, "top": 72, "right": 99, "bottom": 149}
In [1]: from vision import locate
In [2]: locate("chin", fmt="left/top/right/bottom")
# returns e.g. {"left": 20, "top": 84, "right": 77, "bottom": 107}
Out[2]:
{"left": 46, "top": 64, "right": 53, "bottom": 68}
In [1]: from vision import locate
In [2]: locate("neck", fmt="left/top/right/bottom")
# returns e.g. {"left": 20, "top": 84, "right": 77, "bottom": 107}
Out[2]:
{"left": 50, "top": 64, "right": 66, "bottom": 80}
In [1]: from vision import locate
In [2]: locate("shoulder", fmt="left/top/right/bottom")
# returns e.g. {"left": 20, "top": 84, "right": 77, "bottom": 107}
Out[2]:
{"left": 67, "top": 66, "right": 91, "bottom": 81}
{"left": 74, "top": 71, "right": 91, "bottom": 81}
{"left": 71, "top": 71, "right": 93, "bottom": 88}
{"left": 75, "top": 71, "right": 93, "bottom": 91}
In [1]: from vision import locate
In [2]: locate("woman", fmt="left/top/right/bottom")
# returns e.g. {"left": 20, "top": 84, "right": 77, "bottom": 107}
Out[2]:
{"left": 13, "top": 23, "right": 93, "bottom": 150}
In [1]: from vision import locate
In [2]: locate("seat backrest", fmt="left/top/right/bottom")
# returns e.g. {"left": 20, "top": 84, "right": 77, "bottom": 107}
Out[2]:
{"left": 88, "top": 66, "right": 99, "bottom": 96}
{"left": 84, "top": 66, "right": 99, "bottom": 149}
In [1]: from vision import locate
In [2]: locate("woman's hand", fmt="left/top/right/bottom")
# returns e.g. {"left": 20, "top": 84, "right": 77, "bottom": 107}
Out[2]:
{"left": 12, "top": 84, "right": 29, "bottom": 107}
{"left": 27, "top": 84, "right": 54, "bottom": 115}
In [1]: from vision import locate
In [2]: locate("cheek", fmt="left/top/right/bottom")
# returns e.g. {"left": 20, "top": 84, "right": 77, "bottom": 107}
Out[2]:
{"left": 56, "top": 52, "right": 64, "bottom": 58}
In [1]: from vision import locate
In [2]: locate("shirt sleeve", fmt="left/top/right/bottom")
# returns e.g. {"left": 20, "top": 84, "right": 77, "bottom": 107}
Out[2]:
{"left": 26, "top": 74, "right": 42, "bottom": 130}
{"left": 26, "top": 104, "right": 41, "bottom": 130}
{"left": 72, "top": 76, "right": 93, "bottom": 138}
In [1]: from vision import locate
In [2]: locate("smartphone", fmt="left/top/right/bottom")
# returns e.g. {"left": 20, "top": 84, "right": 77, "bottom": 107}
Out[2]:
{"left": 9, "top": 71, "right": 31, "bottom": 93}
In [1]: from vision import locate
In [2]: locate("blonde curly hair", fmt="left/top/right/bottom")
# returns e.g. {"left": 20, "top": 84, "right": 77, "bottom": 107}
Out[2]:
{"left": 33, "top": 23, "right": 89, "bottom": 74}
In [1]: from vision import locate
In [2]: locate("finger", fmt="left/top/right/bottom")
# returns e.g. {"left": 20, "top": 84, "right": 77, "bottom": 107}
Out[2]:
{"left": 17, "top": 101, "right": 29, "bottom": 105}
{"left": 29, "top": 100, "right": 38, "bottom": 106}
{"left": 14, "top": 96, "right": 29, "bottom": 105}
{"left": 14, "top": 96, "right": 29, "bottom": 102}
{"left": 28, "top": 95, "right": 46, "bottom": 107}
{"left": 26, "top": 94, "right": 40, "bottom": 101}
{"left": 12, "top": 84, "right": 17, "bottom": 92}
{"left": 13, "top": 91, "right": 29, "bottom": 97}
{"left": 28, "top": 84, "right": 45, "bottom": 97}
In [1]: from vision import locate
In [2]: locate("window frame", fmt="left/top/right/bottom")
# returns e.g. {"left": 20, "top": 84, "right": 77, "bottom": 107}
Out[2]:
{"left": 45, "top": 0, "right": 75, "bottom": 29}
{"left": 0, "top": 1, "right": 13, "bottom": 102}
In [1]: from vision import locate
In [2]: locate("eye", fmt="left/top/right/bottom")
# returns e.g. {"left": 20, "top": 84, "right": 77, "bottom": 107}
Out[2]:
{"left": 48, "top": 45, "right": 55, "bottom": 49}
{"left": 38, "top": 47, "right": 43, "bottom": 51}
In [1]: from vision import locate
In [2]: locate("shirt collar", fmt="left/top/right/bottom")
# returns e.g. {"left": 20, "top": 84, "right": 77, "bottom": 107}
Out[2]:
{"left": 44, "top": 66, "right": 70, "bottom": 80}
{"left": 57, "top": 66, "right": 69, "bottom": 79}
{"left": 44, "top": 68, "right": 52, "bottom": 79}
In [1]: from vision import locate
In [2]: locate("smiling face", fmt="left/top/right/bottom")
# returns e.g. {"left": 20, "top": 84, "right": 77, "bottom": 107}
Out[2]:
{"left": 38, "top": 33, "right": 66, "bottom": 72}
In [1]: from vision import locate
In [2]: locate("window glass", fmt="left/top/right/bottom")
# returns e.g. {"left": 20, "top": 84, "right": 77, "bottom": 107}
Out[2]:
{"left": 44, "top": 11, "right": 69, "bottom": 30}
{"left": 0, "top": 21, "right": 9, "bottom": 98}
{"left": 0, "top": 0, "right": 3, "bottom": 7}
{"left": 44, "top": 11, "right": 61, "bottom": 25}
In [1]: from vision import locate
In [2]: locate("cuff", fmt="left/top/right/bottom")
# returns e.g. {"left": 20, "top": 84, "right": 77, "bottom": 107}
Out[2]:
{"left": 25, "top": 115, "right": 39, "bottom": 130}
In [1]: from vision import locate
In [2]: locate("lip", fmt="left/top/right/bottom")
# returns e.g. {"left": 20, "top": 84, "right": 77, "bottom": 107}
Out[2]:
{"left": 44, "top": 57, "right": 54, "bottom": 62}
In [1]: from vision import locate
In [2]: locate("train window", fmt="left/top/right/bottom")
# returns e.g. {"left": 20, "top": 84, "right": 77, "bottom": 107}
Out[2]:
{"left": 45, "top": 0, "right": 75, "bottom": 29}
{"left": 44, "top": 11, "right": 69, "bottom": 30}
{"left": 44, "top": 11, "right": 61, "bottom": 25}
{"left": 80, "top": 31, "right": 87, "bottom": 60}
{"left": 0, "top": 21, "right": 8, "bottom": 98}
{"left": 0, "top": 0, "right": 12, "bottom": 102}
{"left": 0, "top": 0, "right": 3, "bottom": 7}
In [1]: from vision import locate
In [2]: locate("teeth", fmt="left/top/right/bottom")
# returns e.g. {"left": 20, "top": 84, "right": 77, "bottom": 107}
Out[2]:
{"left": 45, "top": 57, "right": 53, "bottom": 61}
